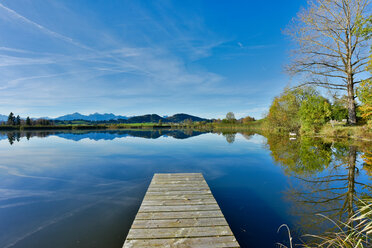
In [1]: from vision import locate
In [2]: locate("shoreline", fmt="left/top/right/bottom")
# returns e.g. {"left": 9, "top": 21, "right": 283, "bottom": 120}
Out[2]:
{"left": 0, "top": 122, "right": 370, "bottom": 142}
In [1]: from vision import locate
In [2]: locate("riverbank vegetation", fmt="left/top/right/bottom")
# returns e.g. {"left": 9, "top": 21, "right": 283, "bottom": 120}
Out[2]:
{"left": 262, "top": 84, "right": 372, "bottom": 140}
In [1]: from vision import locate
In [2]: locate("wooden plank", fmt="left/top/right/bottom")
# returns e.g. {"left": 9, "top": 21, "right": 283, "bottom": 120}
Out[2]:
{"left": 126, "top": 226, "right": 234, "bottom": 239}
{"left": 141, "top": 198, "right": 217, "bottom": 206}
{"left": 131, "top": 217, "right": 228, "bottom": 229}
{"left": 123, "top": 236, "right": 240, "bottom": 248}
{"left": 143, "top": 194, "right": 216, "bottom": 200}
{"left": 139, "top": 204, "right": 220, "bottom": 212}
{"left": 154, "top": 173, "right": 203, "bottom": 176}
{"left": 146, "top": 190, "right": 212, "bottom": 195}
{"left": 122, "top": 173, "right": 240, "bottom": 248}
{"left": 147, "top": 186, "right": 210, "bottom": 192}
{"left": 135, "top": 210, "right": 224, "bottom": 220}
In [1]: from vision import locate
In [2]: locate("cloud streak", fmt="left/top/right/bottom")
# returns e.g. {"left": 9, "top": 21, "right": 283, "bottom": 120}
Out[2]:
{"left": 0, "top": 0, "right": 289, "bottom": 119}
{"left": 0, "top": 3, "right": 92, "bottom": 51}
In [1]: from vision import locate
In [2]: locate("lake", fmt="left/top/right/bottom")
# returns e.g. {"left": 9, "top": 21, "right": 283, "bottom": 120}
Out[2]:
{"left": 0, "top": 130, "right": 370, "bottom": 248}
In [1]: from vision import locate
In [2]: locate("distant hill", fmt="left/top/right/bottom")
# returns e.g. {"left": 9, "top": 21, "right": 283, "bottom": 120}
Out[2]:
{"left": 126, "top": 114, "right": 163, "bottom": 123}
{"left": 55, "top": 112, "right": 128, "bottom": 121}
{"left": 0, "top": 112, "right": 209, "bottom": 123}
{"left": 165, "top": 113, "right": 208, "bottom": 123}
{"left": 125, "top": 113, "right": 209, "bottom": 123}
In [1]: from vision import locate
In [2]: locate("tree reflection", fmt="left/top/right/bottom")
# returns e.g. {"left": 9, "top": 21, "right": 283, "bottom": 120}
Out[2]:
{"left": 0, "top": 130, "right": 208, "bottom": 144}
{"left": 222, "top": 132, "right": 236, "bottom": 144}
{"left": 266, "top": 134, "right": 372, "bottom": 235}
{"left": 241, "top": 131, "right": 255, "bottom": 141}
{"left": 266, "top": 134, "right": 332, "bottom": 176}
{"left": 7, "top": 133, "right": 15, "bottom": 145}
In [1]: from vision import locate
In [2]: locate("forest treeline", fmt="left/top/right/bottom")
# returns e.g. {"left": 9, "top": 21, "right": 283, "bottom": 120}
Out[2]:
{"left": 264, "top": 83, "right": 371, "bottom": 134}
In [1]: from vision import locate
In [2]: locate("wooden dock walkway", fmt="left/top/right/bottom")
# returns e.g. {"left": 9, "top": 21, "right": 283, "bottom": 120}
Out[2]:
{"left": 123, "top": 173, "right": 240, "bottom": 248}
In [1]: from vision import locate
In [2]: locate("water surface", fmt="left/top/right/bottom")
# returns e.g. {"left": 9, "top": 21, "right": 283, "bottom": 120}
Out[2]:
{"left": 0, "top": 130, "right": 370, "bottom": 248}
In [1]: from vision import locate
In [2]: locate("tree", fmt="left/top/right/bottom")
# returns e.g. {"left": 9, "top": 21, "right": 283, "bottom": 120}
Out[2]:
{"left": 158, "top": 119, "right": 162, "bottom": 126}
{"left": 184, "top": 118, "right": 193, "bottom": 126}
{"left": 355, "top": 15, "right": 372, "bottom": 127}
{"left": 357, "top": 80, "right": 372, "bottom": 126}
{"left": 26, "top": 117, "right": 31, "bottom": 126}
{"left": 7, "top": 112, "right": 15, "bottom": 125}
{"left": 299, "top": 95, "right": 332, "bottom": 133}
{"left": 16, "top": 115, "right": 21, "bottom": 126}
{"left": 286, "top": 0, "right": 370, "bottom": 125}
{"left": 331, "top": 95, "right": 349, "bottom": 121}
{"left": 266, "top": 86, "right": 317, "bottom": 131}
{"left": 225, "top": 112, "right": 236, "bottom": 123}
{"left": 242, "top": 116, "right": 255, "bottom": 123}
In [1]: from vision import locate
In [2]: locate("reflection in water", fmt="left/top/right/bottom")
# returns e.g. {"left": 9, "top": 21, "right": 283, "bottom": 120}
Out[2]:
{"left": 362, "top": 148, "right": 372, "bottom": 175}
{"left": 266, "top": 134, "right": 372, "bottom": 237}
{"left": 0, "top": 129, "right": 207, "bottom": 144}
{"left": 223, "top": 133, "right": 236, "bottom": 144}
{"left": 0, "top": 130, "right": 370, "bottom": 247}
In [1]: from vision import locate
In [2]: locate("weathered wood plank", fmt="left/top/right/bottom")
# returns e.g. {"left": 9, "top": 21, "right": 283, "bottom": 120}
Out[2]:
{"left": 143, "top": 194, "right": 215, "bottom": 200}
{"left": 154, "top": 173, "right": 203, "bottom": 176}
{"left": 122, "top": 173, "right": 239, "bottom": 247}
{"left": 135, "top": 210, "right": 224, "bottom": 220}
{"left": 141, "top": 198, "right": 217, "bottom": 206}
{"left": 150, "top": 181, "right": 208, "bottom": 186}
{"left": 123, "top": 236, "right": 239, "bottom": 248}
{"left": 139, "top": 204, "right": 220, "bottom": 212}
{"left": 131, "top": 217, "right": 228, "bottom": 229}
{"left": 146, "top": 190, "right": 212, "bottom": 195}
{"left": 126, "top": 226, "right": 234, "bottom": 239}
{"left": 147, "top": 186, "right": 210, "bottom": 192}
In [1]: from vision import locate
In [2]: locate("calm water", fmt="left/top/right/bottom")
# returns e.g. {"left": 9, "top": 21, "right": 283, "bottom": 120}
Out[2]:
{"left": 0, "top": 130, "right": 370, "bottom": 248}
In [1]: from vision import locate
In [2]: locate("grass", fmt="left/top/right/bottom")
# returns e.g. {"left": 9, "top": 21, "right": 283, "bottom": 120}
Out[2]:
{"left": 278, "top": 198, "right": 372, "bottom": 248}
{"left": 319, "top": 123, "right": 372, "bottom": 141}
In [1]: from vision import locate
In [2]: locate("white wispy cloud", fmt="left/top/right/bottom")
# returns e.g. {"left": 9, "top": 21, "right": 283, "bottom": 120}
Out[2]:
{"left": 0, "top": 0, "right": 273, "bottom": 118}
{"left": 0, "top": 2, "right": 92, "bottom": 51}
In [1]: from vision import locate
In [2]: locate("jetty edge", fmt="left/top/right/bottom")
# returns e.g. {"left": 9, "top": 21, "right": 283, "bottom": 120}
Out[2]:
{"left": 123, "top": 173, "right": 240, "bottom": 248}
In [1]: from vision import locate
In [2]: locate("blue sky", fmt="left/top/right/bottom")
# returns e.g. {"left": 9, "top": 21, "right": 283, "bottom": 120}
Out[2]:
{"left": 0, "top": 0, "right": 306, "bottom": 119}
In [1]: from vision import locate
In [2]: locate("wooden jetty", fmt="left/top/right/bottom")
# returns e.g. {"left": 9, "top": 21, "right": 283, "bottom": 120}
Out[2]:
{"left": 123, "top": 173, "right": 240, "bottom": 248}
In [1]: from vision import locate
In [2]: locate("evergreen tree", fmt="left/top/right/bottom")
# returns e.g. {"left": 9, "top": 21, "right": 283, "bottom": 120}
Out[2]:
{"left": 7, "top": 112, "right": 15, "bottom": 125}
{"left": 16, "top": 115, "right": 21, "bottom": 126}
{"left": 26, "top": 117, "right": 31, "bottom": 126}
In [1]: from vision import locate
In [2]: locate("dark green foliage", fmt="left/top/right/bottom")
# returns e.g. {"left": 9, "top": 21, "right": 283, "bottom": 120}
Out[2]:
{"left": 222, "top": 112, "right": 237, "bottom": 124}
{"left": 266, "top": 87, "right": 318, "bottom": 132}
{"left": 7, "top": 112, "right": 15, "bottom": 125}
{"left": 299, "top": 95, "right": 332, "bottom": 133}
{"left": 26, "top": 117, "right": 31, "bottom": 125}
{"left": 331, "top": 108, "right": 348, "bottom": 122}
{"left": 16, "top": 115, "right": 21, "bottom": 126}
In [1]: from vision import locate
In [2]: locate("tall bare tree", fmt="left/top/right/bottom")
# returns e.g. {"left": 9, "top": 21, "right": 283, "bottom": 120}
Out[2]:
{"left": 286, "top": 0, "right": 371, "bottom": 124}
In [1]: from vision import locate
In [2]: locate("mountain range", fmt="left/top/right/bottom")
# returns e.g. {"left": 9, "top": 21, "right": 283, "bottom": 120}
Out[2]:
{"left": 54, "top": 112, "right": 128, "bottom": 121}
{"left": 0, "top": 112, "right": 209, "bottom": 123}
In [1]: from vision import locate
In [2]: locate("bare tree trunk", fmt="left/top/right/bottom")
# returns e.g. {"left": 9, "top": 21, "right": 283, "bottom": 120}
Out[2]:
{"left": 346, "top": 145, "right": 357, "bottom": 219}
{"left": 286, "top": 0, "right": 370, "bottom": 126}
{"left": 347, "top": 80, "right": 357, "bottom": 124}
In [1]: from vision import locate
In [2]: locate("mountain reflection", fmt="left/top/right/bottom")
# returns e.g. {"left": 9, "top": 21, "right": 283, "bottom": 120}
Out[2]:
{"left": 0, "top": 129, "right": 207, "bottom": 144}
{"left": 265, "top": 134, "right": 372, "bottom": 236}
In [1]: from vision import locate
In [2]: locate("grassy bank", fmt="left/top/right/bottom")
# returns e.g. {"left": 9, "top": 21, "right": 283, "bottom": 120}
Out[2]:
{"left": 189, "top": 119, "right": 266, "bottom": 132}
{"left": 318, "top": 123, "right": 372, "bottom": 141}
{"left": 1, "top": 120, "right": 370, "bottom": 142}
